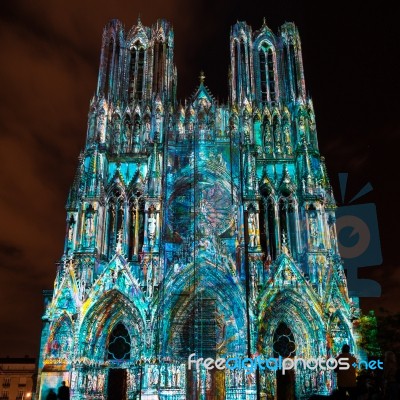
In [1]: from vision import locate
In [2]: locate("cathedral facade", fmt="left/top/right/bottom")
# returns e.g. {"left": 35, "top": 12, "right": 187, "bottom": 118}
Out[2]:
{"left": 37, "top": 18, "right": 360, "bottom": 400}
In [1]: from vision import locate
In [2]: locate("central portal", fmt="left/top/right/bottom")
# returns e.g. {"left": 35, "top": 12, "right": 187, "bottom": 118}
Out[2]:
{"left": 274, "top": 322, "right": 296, "bottom": 400}
{"left": 107, "top": 369, "right": 127, "bottom": 400}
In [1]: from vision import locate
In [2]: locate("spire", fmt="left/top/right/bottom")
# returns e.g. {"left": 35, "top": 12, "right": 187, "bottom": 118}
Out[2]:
{"left": 260, "top": 165, "right": 274, "bottom": 194}
{"left": 319, "top": 156, "right": 329, "bottom": 188}
{"left": 199, "top": 70, "right": 206, "bottom": 84}
{"left": 87, "top": 148, "right": 102, "bottom": 197}
{"left": 297, "top": 136, "right": 313, "bottom": 191}
{"left": 67, "top": 152, "right": 85, "bottom": 209}
{"left": 129, "top": 168, "right": 145, "bottom": 195}
{"left": 279, "top": 164, "right": 294, "bottom": 194}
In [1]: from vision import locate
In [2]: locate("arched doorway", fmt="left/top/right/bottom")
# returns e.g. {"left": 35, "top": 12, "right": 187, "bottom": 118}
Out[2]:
{"left": 165, "top": 290, "right": 232, "bottom": 400}
{"left": 171, "top": 296, "right": 223, "bottom": 399}
{"left": 107, "top": 323, "right": 130, "bottom": 400}
{"left": 273, "top": 322, "right": 296, "bottom": 400}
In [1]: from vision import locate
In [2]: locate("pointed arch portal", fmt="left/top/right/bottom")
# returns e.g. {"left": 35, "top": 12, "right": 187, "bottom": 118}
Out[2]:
{"left": 274, "top": 322, "right": 296, "bottom": 400}
{"left": 38, "top": 18, "right": 358, "bottom": 400}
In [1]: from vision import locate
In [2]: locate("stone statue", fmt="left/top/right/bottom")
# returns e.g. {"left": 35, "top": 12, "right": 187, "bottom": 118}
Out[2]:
{"left": 149, "top": 366, "right": 159, "bottom": 386}
{"left": 85, "top": 215, "right": 95, "bottom": 246}
{"left": 132, "top": 120, "right": 141, "bottom": 153}
{"left": 248, "top": 212, "right": 258, "bottom": 247}
{"left": 309, "top": 217, "right": 318, "bottom": 248}
{"left": 147, "top": 210, "right": 157, "bottom": 247}
{"left": 96, "top": 111, "right": 106, "bottom": 143}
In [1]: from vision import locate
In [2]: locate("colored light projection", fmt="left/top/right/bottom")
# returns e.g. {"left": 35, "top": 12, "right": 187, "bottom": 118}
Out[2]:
{"left": 36, "top": 18, "right": 361, "bottom": 399}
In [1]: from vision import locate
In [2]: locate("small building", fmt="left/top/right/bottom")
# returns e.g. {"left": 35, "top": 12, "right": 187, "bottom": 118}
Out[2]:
{"left": 0, "top": 358, "right": 35, "bottom": 400}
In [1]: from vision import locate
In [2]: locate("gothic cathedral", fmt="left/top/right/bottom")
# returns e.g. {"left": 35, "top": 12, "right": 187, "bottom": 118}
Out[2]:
{"left": 37, "top": 18, "right": 360, "bottom": 400}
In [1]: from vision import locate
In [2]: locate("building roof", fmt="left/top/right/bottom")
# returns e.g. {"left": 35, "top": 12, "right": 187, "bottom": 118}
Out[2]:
{"left": 0, "top": 357, "right": 36, "bottom": 364}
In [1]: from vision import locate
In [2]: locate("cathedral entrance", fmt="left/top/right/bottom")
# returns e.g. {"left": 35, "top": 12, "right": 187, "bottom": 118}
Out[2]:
{"left": 273, "top": 322, "right": 296, "bottom": 400}
{"left": 107, "top": 368, "right": 127, "bottom": 400}
{"left": 169, "top": 295, "right": 227, "bottom": 399}
{"left": 106, "top": 323, "right": 131, "bottom": 400}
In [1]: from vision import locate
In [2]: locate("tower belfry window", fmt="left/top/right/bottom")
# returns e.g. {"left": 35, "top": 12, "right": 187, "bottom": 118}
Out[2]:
{"left": 104, "top": 39, "right": 114, "bottom": 97}
{"left": 239, "top": 40, "right": 248, "bottom": 97}
{"left": 267, "top": 49, "right": 276, "bottom": 101}
{"left": 129, "top": 49, "right": 137, "bottom": 103}
{"left": 129, "top": 43, "right": 145, "bottom": 103}
{"left": 289, "top": 43, "right": 298, "bottom": 98}
{"left": 111, "top": 41, "right": 120, "bottom": 99}
{"left": 136, "top": 48, "right": 145, "bottom": 100}
{"left": 259, "top": 50, "right": 267, "bottom": 102}
{"left": 259, "top": 44, "right": 276, "bottom": 103}
{"left": 233, "top": 43, "right": 239, "bottom": 96}
{"left": 153, "top": 40, "right": 165, "bottom": 94}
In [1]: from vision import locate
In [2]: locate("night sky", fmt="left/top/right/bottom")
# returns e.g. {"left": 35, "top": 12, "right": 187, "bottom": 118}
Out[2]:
{"left": 0, "top": 1, "right": 399, "bottom": 357}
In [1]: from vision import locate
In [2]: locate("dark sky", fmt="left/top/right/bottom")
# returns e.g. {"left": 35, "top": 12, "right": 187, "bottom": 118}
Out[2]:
{"left": 0, "top": 0, "right": 399, "bottom": 357}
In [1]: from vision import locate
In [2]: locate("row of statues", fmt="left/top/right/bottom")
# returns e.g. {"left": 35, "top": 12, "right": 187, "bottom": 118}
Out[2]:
{"left": 87, "top": 104, "right": 316, "bottom": 154}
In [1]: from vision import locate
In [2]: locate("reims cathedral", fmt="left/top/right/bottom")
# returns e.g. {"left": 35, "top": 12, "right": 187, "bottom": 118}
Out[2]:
{"left": 37, "top": 18, "right": 361, "bottom": 400}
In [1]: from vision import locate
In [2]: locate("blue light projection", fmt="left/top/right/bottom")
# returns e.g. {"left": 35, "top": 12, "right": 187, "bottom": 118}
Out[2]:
{"left": 36, "top": 18, "right": 361, "bottom": 399}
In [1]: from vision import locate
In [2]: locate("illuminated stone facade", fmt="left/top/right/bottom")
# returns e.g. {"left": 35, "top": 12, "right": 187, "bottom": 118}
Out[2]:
{"left": 36, "top": 18, "right": 360, "bottom": 399}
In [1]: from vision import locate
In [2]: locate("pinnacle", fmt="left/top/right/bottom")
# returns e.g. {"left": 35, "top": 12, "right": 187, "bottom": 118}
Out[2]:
{"left": 199, "top": 70, "right": 206, "bottom": 84}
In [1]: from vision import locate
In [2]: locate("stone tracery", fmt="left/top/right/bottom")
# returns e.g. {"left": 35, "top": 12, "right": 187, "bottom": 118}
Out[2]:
{"left": 36, "top": 17, "right": 359, "bottom": 400}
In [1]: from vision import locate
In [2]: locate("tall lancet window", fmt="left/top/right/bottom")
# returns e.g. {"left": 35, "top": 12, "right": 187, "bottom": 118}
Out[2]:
{"left": 232, "top": 39, "right": 250, "bottom": 100}
{"left": 259, "top": 197, "right": 274, "bottom": 262}
{"left": 153, "top": 40, "right": 165, "bottom": 94}
{"left": 259, "top": 44, "right": 276, "bottom": 102}
{"left": 106, "top": 188, "right": 125, "bottom": 258}
{"left": 111, "top": 41, "right": 120, "bottom": 99}
{"left": 103, "top": 39, "right": 114, "bottom": 97}
{"left": 129, "top": 42, "right": 145, "bottom": 103}
{"left": 233, "top": 43, "right": 238, "bottom": 96}
{"left": 278, "top": 197, "right": 288, "bottom": 250}
{"left": 267, "top": 49, "right": 276, "bottom": 101}
{"left": 287, "top": 197, "right": 298, "bottom": 256}
{"left": 266, "top": 197, "right": 277, "bottom": 261}
{"left": 136, "top": 47, "right": 145, "bottom": 99}
{"left": 288, "top": 43, "right": 298, "bottom": 98}
{"left": 128, "top": 196, "right": 144, "bottom": 260}
{"left": 239, "top": 40, "right": 248, "bottom": 97}
{"left": 259, "top": 50, "right": 267, "bottom": 101}
{"left": 278, "top": 194, "right": 297, "bottom": 255}
{"left": 106, "top": 199, "right": 116, "bottom": 255}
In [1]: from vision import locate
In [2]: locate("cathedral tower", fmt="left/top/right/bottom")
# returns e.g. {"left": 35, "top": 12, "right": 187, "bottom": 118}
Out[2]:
{"left": 37, "top": 18, "right": 359, "bottom": 400}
